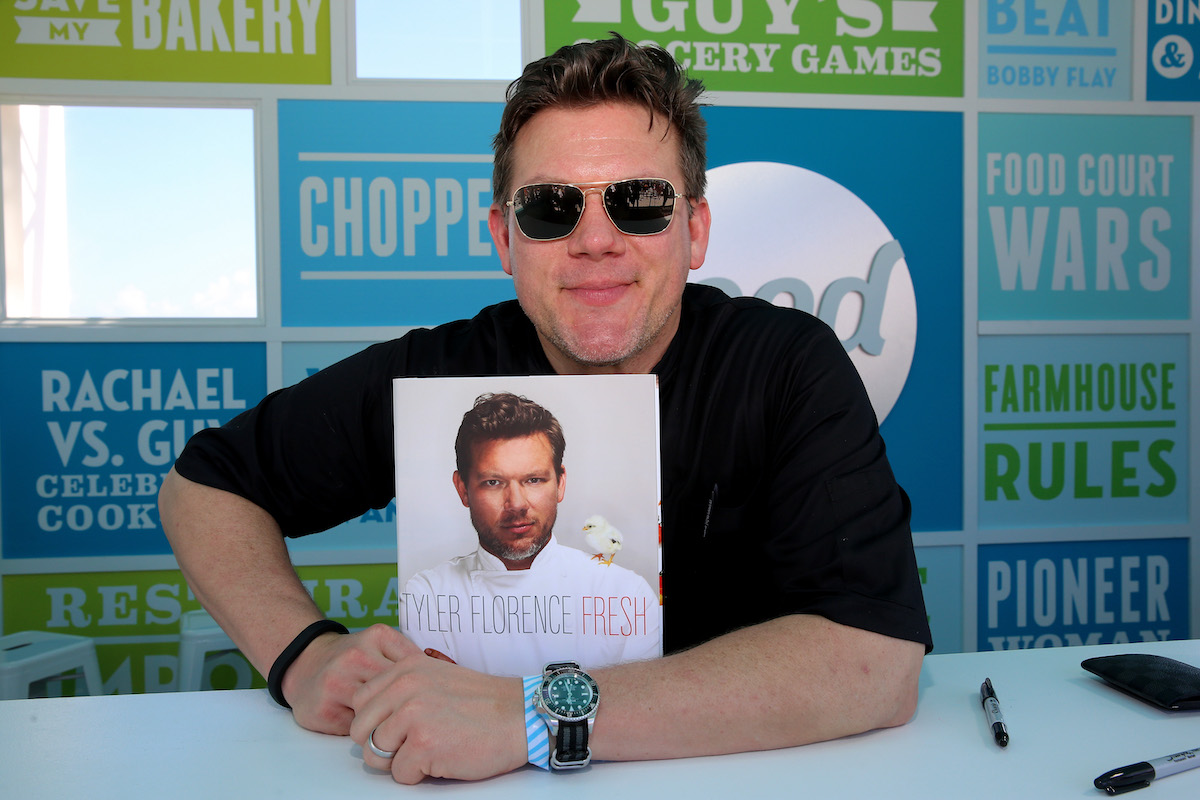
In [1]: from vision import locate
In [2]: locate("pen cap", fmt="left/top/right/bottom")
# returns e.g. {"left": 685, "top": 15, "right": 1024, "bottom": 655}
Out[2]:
{"left": 1095, "top": 777, "right": 1151, "bottom": 795}
{"left": 1094, "top": 763, "right": 1154, "bottom": 795}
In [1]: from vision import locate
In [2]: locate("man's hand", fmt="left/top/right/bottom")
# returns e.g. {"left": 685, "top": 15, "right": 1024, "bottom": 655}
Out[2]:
{"left": 281, "top": 624, "right": 418, "bottom": 735}
{"left": 349, "top": 653, "right": 528, "bottom": 784}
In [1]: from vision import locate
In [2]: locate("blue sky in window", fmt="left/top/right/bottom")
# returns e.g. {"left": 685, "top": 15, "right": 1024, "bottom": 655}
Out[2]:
{"left": 356, "top": 0, "right": 522, "bottom": 80}
{"left": 63, "top": 106, "right": 257, "bottom": 318}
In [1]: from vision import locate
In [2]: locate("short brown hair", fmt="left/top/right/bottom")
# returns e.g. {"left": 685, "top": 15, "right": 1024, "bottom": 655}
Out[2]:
{"left": 455, "top": 393, "right": 566, "bottom": 477}
{"left": 492, "top": 33, "right": 707, "bottom": 204}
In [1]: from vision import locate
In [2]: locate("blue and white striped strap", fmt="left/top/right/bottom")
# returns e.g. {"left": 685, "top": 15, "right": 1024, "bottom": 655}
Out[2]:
{"left": 523, "top": 674, "right": 550, "bottom": 770}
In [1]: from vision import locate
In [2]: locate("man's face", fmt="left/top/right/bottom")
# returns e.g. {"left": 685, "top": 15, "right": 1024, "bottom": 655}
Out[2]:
{"left": 452, "top": 434, "right": 566, "bottom": 569}
{"left": 488, "top": 102, "right": 711, "bottom": 375}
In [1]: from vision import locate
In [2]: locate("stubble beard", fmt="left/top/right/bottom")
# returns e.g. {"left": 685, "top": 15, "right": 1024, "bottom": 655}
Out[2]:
{"left": 474, "top": 506, "right": 556, "bottom": 563}
{"left": 531, "top": 296, "right": 679, "bottom": 370}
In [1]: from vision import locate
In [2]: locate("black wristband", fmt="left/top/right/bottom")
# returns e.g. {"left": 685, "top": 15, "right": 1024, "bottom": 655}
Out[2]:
{"left": 267, "top": 619, "right": 349, "bottom": 709}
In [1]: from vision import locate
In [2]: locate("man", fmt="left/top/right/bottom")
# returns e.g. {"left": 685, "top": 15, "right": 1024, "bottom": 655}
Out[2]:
{"left": 401, "top": 392, "right": 661, "bottom": 676}
{"left": 160, "top": 34, "right": 930, "bottom": 784}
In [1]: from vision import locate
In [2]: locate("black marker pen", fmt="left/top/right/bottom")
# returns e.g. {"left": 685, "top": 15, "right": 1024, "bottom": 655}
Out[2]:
{"left": 979, "top": 677, "right": 1009, "bottom": 747}
{"left": 1095, "top": 746, "right": 1200, "bottom": 795}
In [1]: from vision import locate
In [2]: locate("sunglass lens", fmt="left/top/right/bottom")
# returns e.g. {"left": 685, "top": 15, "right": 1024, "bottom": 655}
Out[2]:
{"left": 604, "top": 179, "right": 675, "bottom": 235}
{"left": 513, "top": 184, "right": 584, "bottom": 240}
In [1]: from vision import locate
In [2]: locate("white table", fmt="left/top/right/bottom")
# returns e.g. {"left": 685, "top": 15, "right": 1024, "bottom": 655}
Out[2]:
{"left": 3, "top": 640, "right": 1199, "bottom": 798}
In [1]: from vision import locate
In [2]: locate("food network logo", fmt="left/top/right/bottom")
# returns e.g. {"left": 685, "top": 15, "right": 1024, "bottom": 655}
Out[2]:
{"left": 697, "top": 161, "right": 917, "bottom": 422}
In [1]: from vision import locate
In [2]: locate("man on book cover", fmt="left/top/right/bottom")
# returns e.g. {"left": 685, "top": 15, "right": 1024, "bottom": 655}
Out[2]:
{"left": 400, "top": 391, "right": 662, "bottom": 677}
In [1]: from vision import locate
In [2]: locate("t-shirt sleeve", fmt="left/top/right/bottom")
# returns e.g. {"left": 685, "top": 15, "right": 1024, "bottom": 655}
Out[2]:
{"left": 663, "top": 306, "right": 932, "bottom": 654}
{"left": 762, "top": 324, "right": 931, "bottom": 650}
{"left": 172, "top": 341, "right": 398, "bottom": 536}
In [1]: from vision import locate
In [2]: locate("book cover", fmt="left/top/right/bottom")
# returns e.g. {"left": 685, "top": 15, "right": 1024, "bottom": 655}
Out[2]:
{"left": 393, "top": 374, "right": 663, "bottom": 677}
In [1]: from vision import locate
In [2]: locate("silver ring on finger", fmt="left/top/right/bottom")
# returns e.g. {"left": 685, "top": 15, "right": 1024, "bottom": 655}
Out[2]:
{"left": 367, "top": 727, "right": 397, "bottom": 759}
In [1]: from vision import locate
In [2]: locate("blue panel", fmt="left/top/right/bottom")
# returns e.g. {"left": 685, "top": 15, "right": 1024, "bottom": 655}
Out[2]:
{"left": 278, "top": 100, "right": 514, "bottom": 326}
{"left": 0, "top": 342, "right": 267, "bottom": 558}
{"left": 705, "top": 107, "right": 964, "bottom": 533}
{"left": 978, "top": 114, "right": 1192, "bottom": 320}
{"left": 978, "top": 538, "right": 1190, "bottom": 649}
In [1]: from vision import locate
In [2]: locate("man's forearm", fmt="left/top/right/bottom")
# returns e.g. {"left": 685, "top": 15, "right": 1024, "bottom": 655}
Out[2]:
{"left": 345, "top": 612, "right": 922, "bottom": 783}
{"left": 589, "top": 614, "right": 924, "bottom": 761}
{"left": 158, "top": 468, "right": 325, "bottom": 678}
{"left": 161, "top": 469, "right": 418, "bottom": 735}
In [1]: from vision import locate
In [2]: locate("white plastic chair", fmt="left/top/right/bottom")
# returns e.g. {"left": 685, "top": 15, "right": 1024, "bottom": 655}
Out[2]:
{"left": 0, "top": 630, "right": 103, "bottom": 700}
{"left": 177, "top": 609, "right": 239, "bottom": 691}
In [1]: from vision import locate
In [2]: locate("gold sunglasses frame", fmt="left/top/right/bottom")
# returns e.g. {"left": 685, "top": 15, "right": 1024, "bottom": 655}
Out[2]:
{"left": 505, "top": 177, "right": 680, "bottom": 241}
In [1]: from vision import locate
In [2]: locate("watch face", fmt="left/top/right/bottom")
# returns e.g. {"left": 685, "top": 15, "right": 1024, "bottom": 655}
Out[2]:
{"left": 541, "top": 670, "right": 599, "bottom": 722}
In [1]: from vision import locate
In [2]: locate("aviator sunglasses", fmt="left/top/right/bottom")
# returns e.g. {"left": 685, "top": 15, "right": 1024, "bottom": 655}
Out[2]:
{"left": 506, "top": 177, "right": 678, "bottom": 241}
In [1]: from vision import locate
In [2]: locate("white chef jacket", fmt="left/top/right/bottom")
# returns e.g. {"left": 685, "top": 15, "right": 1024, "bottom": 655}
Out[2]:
{"left": 400, "top": 536, "right": 662, "bottom": 676}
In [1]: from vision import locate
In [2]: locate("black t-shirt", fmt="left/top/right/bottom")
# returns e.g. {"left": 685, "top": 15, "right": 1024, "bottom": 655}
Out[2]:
{"left": 175, "top": 284, "right": 932, "bottom": 654}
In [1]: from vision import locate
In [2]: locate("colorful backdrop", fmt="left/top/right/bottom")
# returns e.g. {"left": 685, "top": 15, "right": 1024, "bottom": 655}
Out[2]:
{"left": 0, "top": 1, "right": 1196, "bottom": 693}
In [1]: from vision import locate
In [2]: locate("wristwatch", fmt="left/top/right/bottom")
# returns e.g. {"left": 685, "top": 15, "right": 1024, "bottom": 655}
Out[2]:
{"left": 535, "top": 661, "right": 600, "bottom": 770}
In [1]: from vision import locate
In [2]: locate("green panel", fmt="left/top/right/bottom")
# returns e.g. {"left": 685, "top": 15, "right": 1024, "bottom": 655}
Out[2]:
{"left": 2, "top": 562, "right": 398, "bottom": 693}
{"left": 1, "top": 0, "right": 331, "bottom": 84}
{"left": 543, "top": 0, "right": 963, "bottom": 97}
{"left": 4, "top": 569, "right": 205, "bottom": 636}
